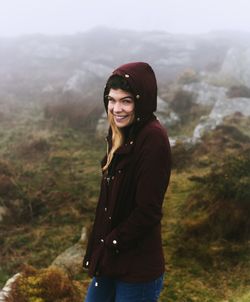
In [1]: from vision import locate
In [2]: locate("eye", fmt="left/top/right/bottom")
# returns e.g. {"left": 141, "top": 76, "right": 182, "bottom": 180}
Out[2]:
{"left": 122, "top": 98, "right": 133, "bottom": 104}
{"left": 107, "top": 97, "right": 115, "bottom": 103}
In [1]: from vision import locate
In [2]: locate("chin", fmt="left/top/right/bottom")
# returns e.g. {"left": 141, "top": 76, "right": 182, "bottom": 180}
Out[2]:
{"left": 116, "top": 123, "right": 129, "bottom": 128}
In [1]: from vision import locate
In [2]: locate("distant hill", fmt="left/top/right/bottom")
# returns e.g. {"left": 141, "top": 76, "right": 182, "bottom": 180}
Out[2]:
{"left": 0, "top": 28, "right": 250, "bottom": 101}
{"left": 1, "top": 28, "right": 250, "bottom": 136}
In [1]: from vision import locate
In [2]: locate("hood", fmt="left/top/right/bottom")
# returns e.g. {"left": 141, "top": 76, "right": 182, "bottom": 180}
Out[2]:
{"left": 104, "top": 62, "right": 157, "bottom": 121}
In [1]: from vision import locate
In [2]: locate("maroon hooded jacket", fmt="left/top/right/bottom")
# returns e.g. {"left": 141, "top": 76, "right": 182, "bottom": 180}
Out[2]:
{"left": 83, "top": 62, "right": 171, "bottom": 282}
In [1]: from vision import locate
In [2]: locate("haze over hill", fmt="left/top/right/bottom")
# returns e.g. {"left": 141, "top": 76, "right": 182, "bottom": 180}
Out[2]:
{"left": 1, "top": 27, "right": 250, "bottom": 301}
{"left": 0, "top": 28, "right": 250, "bottom": 95}
{"left": 1, "top": 28, "right": 250, "bottom": 137}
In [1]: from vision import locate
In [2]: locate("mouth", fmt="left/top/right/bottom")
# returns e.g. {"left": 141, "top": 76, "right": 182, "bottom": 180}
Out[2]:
{"left": 114, "top": 115, "right": 129, "bottom": 122}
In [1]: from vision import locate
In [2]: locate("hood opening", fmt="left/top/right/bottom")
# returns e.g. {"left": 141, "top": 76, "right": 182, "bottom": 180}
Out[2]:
{"left": 104, "top": 62, "right": 158, "bottom": 122}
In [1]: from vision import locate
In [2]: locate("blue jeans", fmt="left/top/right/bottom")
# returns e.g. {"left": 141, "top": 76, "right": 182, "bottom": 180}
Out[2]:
{"left": 85, "top": 274, "right": 164, "bottom": 302}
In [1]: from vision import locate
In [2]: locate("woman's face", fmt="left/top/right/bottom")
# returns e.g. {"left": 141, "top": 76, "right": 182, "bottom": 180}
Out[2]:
{"left": 107, "top": 88, "right": 135, "bottom": 128}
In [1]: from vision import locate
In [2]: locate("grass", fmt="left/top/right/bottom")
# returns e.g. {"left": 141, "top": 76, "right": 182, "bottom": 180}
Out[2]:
{"left": 158, "top": 170, "right": 250, "bottom": 302}
{"left": 1, "top": 105, "right": 250, "bottom": 301}
{"left": 0, "top": 107, "right": 104, "bottom": 288}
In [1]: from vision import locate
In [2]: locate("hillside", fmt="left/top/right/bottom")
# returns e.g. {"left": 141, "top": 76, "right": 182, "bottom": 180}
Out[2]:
{"left": 1, "top": 104, "right": 250, "bottom": 301}
{"left": 0, "top": 28, "right": 250, "bottom": 301}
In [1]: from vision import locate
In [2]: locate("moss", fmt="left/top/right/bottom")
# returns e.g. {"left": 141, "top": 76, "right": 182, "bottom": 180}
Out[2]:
{"left": 11, "top": 266, "right": 81, "bottom": 302}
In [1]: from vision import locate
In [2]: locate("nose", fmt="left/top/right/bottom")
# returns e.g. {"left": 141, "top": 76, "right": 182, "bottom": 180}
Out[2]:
{"left": 113, "top": 101, "right": 122, "bottom": 113}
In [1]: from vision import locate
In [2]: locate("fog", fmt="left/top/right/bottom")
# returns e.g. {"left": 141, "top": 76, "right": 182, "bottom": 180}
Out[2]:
{"left": 1, "top": 0, "right": 250, "bottom": 36}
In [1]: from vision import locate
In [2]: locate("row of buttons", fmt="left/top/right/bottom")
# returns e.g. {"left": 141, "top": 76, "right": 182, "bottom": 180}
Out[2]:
{"left": 99, "top": 238, "right": 118, "bottom": 245}
{"left": 104, "top": 169, "right": 123, "bottom": 182}
{"left": 84, "top": 240, "right": 118, "bottom": 267}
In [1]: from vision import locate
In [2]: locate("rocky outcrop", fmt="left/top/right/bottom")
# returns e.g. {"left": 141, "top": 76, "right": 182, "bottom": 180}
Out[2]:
{"left": 0, "top": 227, "right": 87, "bottom": 300}
{"left": 192, "top": 97, "right": 250, "bottom": 141}
{"left": 51, "top": 226, "right": 87, "bottom": 276}
{"left": 183, "top": 82, "right": 227, "bottom": 106}
{"left": 0, "top": 273, "right": 21, "bottom": 302}
{"left": 63, "top": 62, "right": 110, "bottom": 93}
{"left": 220, "top": 47, "right": 250, "bottom": 87}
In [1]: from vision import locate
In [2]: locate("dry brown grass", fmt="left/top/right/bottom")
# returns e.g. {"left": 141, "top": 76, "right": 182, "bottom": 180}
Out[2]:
{"left": 10, "top": 265, "right": 81, "bottom": 302}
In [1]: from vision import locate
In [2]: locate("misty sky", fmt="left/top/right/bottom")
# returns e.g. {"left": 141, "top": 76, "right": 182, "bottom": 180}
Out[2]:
{"left": 1, "top": 0, "right": 250, "bottom": 36}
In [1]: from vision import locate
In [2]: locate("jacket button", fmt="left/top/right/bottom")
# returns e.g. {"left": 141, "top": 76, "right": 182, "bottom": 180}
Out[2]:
{"left": 108, "top": 216, "right": 112, "bottom": 220}
{"left": 125, "top": 74, "right": 130, "bottom": 78}
{"left": 118, "top": 170, "right": 122, "bottom": 174}
{"left": 112, "top": 240, "right": 117, "bottom": 245}
{"left": 95, "top": 282, "right": 98, "bottom": 287}
{"left": 104, "top": 207, "right": 108, "bottom": 212}
{"left": 86, "top": 261, "right": 89, "bottom": 267}
{"left": 100, "top": 238, "right": 104, "bottom": 243}
{"left": 130, "top": 141, "right": 133, "bottom": 145}
{"left": 136, "top": 94, "right": 140, "bottom": 99}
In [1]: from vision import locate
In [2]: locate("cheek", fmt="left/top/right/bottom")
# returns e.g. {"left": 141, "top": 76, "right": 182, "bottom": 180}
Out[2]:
{"left": 107, "top": 103, "right": 113, "bottom": 112}
{"left": 128, "top": 105, "right": 135, "bottom": 114}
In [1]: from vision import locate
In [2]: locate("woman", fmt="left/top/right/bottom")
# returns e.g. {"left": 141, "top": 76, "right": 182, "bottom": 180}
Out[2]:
{"left": 83, "top": 62, "right": 171, "bottom": 302}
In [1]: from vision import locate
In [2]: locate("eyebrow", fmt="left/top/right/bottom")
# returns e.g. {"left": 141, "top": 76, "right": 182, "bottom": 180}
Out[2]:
{"left": 107, "top": 95, "right": 134, "bottom": 100}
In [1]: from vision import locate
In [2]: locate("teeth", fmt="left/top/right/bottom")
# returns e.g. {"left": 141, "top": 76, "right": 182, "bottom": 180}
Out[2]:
{"left": 115, "top": 116, "right": 127, "bottom": 120}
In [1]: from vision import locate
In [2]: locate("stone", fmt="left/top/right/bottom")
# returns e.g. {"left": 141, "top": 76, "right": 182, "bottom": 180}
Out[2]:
{"left": 0, "top": 273, "right": 21, "bottom": 302}
{"left": 192, "top": 97, "right": 250, "bottom": 142}
{"left": 220, "top": 47, "right": 250, "bottom": 87}
{"left": 51, "top": 226, "right": 87, "bottom": 276}
{"left": 183, "top": 82, "right": 227, "bottom": 106}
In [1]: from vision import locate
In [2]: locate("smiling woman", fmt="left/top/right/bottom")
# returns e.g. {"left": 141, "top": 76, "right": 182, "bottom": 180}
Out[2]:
{"left": 82, "top": 62, "right": 171, "bottom": 302}
{"left": 107, "top": 89, "right": 135, "bottom": 128}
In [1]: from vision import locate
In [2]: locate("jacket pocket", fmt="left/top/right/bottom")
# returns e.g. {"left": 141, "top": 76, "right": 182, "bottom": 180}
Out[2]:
{"left": 99, "top": 247, "right": 132, "bottom": 278}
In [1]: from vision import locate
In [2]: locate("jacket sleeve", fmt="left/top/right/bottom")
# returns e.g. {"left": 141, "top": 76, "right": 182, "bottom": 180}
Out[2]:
{"left": 105, "top": 128, "right": 171, "bottom": 251}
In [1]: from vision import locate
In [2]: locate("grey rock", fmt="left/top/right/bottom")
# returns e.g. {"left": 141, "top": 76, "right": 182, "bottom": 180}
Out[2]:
{"left": 183, "top": 82, "right": 227, "bottom": 106}
{"left": 192, "top": 97, "right": 250, "bottom": 142}
{"left": 0, "top": 273, "right": 21, "bottom": 301}
{"left": 220, "top": 47, "right": 250, "bottom": 87}
{"left": 51, "top": 226, "right": 87, "bottom": 276}
{"left": 63, "top": 62, "right": 110, "bottom": 93}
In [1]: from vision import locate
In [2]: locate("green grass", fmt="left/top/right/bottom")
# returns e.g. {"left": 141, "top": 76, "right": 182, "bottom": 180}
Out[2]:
{"left": 1, "top": 105, "right": 250, "bottom": 301}
{"left": 159, "top": 171, "right": 250, "bottom": 302}
{"left": 0, "top": 108, "right": 104, "bottom": 288}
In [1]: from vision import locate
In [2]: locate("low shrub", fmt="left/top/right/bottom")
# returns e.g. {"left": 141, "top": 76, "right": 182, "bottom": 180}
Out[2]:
{"left": 227, "top": 85, "right": 250, "bottom": 98}
{"left": 17, "top": 138, "right": 51, "bottom": 158}
{"left": 171, "top": 141, "right": 194, "bottom": 171}
{"left": 10, "top": 265, "right": 81, "bottom": 302}
{"left": 0, "top": 160, "right": 12, "bottom": 176}
{"left": 194, "top": 124, "right": 250, "bottom": 158}
{"left": 170, "top": 90, "right": 195, "bottom": 118}
{"left": 177, "top": 68, "right": 200, "bottom": 85}
{"left": 182, "top": 150, "right": 250, "bottom": 241}
{"left": 44, "top": 92, "right": 102, "bottom": 130}
{"left": 0, "top": 175, "right": 15, "bottom": 195}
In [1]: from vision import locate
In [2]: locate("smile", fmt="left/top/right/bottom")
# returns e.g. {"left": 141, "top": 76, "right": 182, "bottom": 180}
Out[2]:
{"left": 114, "top": 115, "right": 129, "bottom": 121}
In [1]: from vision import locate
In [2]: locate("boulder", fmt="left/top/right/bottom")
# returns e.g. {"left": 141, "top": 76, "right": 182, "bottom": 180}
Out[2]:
{"left": 51, "top": 226, "right": 87, "bottom": 276}
{"left": 192, "top": 97, "right": 250, "bottom": 141}
{"left": 0, "top": 273, "right": 21, "bottom": 302}
{"left": 183, "top": 81, "right": 227, "bottom": 106}
{"left": 220, "top": 47, "right": 250, "bottom": 87}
